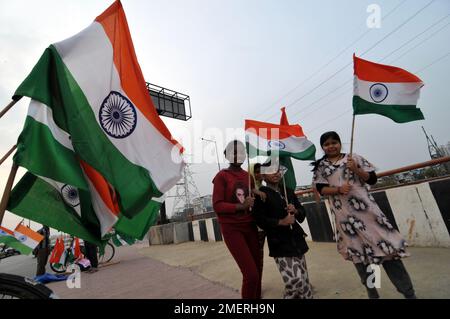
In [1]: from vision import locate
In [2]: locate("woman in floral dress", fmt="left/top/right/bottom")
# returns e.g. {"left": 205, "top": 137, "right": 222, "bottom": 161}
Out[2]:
{"left": 312, "top": 131, "right": 416, "bottom": 299}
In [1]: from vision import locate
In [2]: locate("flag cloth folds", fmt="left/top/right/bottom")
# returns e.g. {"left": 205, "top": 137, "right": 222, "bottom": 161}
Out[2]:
{"left": 245, "top": 119, "right": 316, "bottom": 161}
{"left": 73, "top": 237, "right": 82, "bottom": 259}
{"left": 0, "top": 226, "right": 33, "bottom": 255}
{"left": 353, "top": 54, "right": 424, "bottom": 123}
{"left": 13, "top": 224, "right": 44, "bottom": 254}
{"left": 49, "top": 237, "right": 66, "bottom": 265}
{"left": 111, "top": 231, "right": 137, "bottom": 247}
{"left": 7, "top": 172, "right": 105, "bottom": 246}
{"left": 279, "top": 107, "right": 298, "bottom": 190}
{"left": 114, "top": 196, "right": 163, "bottom": 240}
{"left": 12, "top": 0, "right": 184, "bottom": 218}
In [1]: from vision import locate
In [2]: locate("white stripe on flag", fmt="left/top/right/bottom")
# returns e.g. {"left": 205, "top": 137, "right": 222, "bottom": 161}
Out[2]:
{"left": 354, "top": 77, "right": 423, "bottom": 105}
{"left": 53, "top": 22, "right": 184, "bottom": 193}
{"left": 27, "top": 100, "right": 73, "bottom": 150}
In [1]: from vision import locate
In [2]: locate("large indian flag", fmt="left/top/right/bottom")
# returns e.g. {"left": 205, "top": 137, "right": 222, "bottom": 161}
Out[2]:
{"left": 353, "top": 54, "right": 424, "bottom": 123}
{"left": 13, "top": 0, "right": 184, "bottom": 218}
{"left": 245, "top": 119, "right": 316, "bottom": 160}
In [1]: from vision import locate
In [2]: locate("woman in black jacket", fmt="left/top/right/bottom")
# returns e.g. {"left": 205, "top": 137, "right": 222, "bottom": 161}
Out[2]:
{"left": 254, "top": 165, "right": 313, "bottom": 299}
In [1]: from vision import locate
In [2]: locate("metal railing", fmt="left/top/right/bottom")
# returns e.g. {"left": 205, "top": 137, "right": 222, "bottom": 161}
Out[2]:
{"left": 295, "top": 156, "right": 450, "bottom": 196}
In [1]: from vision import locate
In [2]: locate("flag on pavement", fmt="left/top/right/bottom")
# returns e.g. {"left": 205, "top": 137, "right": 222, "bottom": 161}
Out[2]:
{"left": 12, "top": 0, "right": 184, "bottom": 218}
{"left": 245, "top": 119, "right": 316, "bottom": 160}
{"left": 353, "top": 54, "right": 424, "bottom": 123}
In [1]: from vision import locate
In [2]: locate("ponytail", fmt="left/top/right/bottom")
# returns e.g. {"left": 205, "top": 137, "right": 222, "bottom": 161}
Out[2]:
{"left": 310, "top": 154, "right": 327, "bottom": 172}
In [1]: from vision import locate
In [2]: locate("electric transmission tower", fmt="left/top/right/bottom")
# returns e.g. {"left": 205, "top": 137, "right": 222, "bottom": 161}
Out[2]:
{"left": 170, "top": 162, "right": 202, "bottom": 220}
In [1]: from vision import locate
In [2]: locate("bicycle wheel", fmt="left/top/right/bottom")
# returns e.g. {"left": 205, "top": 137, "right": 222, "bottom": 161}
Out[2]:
{"left": 0, "top": 273, "right": 56, "bottom": 299}
{"left": 98, "top": 243, "right": 115, "bottom": 264}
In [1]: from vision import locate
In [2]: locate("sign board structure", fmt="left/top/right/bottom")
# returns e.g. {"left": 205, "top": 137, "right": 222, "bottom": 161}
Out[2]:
{"left": 146, "top": 82, "right": 192, "bottom": 121}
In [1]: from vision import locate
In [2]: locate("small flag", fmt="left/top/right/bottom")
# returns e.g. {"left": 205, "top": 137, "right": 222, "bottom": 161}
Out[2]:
{"left": 353, "top": 54, "right": 424, "bottom": 123}
{"left": 49, "top": 237, "right": 66, "bottom": 265}
{"left": 0, "top": 226, "right": 32, "bottom": 255}
{"left": 73, "top": 237, "right": 82, "bottom": 259}
{"left": 245, "top": 119, "right": 316, "bottom": 160}
{"left": 13, "top": 224, "right": 44, "bottom": 254}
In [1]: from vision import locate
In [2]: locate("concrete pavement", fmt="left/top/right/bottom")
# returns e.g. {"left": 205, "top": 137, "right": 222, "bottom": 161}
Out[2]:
{"left": 2, "top": 241, "right": 449, "bottom": 298}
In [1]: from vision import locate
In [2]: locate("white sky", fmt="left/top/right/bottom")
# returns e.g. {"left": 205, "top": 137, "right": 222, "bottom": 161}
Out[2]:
{"left": 1, "top": 0, "right": 449, "bottom": 225}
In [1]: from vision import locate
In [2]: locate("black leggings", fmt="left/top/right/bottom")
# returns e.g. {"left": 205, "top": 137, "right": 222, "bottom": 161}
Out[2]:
{"left": 354, "top": 260, "right": 416, "bottom": 299}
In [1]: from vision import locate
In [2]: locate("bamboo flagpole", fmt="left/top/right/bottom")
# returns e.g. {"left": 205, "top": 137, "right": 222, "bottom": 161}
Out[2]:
{"left": 0, "top": 163, "right": 19, "bottom": 226}
{"left": 281, "top": 169, "right": 297, "bottom": 230}
{"left": 0, "top": 145, "right": 17, "bottom": 166}
{"left": 0, "top": 97, "right": 22, "bottom": 119}
{"left": 246, "top": 151, "right": 253, "bottom": 212}
{"left": 349, "top": 115, "right": 356, "bottom": 156}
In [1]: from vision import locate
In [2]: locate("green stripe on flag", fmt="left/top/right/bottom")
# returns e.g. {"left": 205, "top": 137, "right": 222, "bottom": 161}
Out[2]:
{"left": 114, "top": 200, "right": 161, "bottom": 240}
{"left": 14, "top": 117, "right": 88, "bottom": 190}
{"left": 14, "top": 46, "right": 161, "bottom": 218}
{"left": 0, "top": 235, "right": 32, "bottom": 255}
{"left": 353, "top": 96, "right": 424, "bottom": 123}
{"left": 280, "top": 157, "right": 297, "bottom": 190}
{"left": 7, "top": 172, "right": 104, "bottom": 247}
{"left": 246, "top": 142, "right": 316, "bottom": 161}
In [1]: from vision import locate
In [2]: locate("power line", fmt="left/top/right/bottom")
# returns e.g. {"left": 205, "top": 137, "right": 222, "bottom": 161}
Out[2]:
{"left": 415, "top": 51, "right": 450, "bottom": 74}
{"left": 250, "top": 0, "right": 407, "bottom": 121}
{"left": 290, "top": 78, "right": 353, "bottom": 121}
{"left": 263, "top": 0, "right": 436, "bottom": 122}
{"left": 359, "top": 0, "right": 435, "bottom": 57}
{"left": 387, "top": 20, "right": 450, "bottom": 64}
{"left": 379, "top": 13, "right": 450, "bottom": 63}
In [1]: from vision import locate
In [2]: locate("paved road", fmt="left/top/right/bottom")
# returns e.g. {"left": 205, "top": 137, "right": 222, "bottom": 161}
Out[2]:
{"left": 46, "top": 244, "right": 239, "bottom": 299}
{"left": 0, "top": 254, "right": 51, "bottom": 278}
{"left": 2, "top": 241, "right": 449, "bottom": 299}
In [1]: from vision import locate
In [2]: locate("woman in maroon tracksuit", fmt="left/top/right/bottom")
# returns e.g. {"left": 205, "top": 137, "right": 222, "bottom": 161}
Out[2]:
{"left": 212, "top": 140, "right": 261, "bottom": 299}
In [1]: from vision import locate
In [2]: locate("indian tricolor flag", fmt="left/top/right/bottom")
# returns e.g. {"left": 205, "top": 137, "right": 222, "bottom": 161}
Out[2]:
{"left": 13, "top": 224, "right": 44, "bottom": 254}
{"left": 13, "top": 0, "right": 184, "bottom": 218}
{"left": 353, "top": 54, "right": 424, "bottom": 123}
{"left": 245, "top": 119, "right": 316, "bottom": 160}
{"left": 0, "top": 226, "right": 33, "bottom": 255}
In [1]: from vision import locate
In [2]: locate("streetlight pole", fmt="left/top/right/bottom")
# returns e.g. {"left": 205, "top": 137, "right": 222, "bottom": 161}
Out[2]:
{"left": 201, "top": 138, "right": 221, "bottom": 171}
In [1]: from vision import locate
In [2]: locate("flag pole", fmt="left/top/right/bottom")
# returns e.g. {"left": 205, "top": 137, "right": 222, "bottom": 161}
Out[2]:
{"left": 0, "top": 163, "right": 19, "bottom": 226}
{"left": 246, "top": 152, "right": 253, "bottom": 212}
{"left": 349, "top": 115, "right": 356, "bottom": 156}
{"left": 282, "top": 174, "right": 294, "bottom": 230}
{"left": 0, "top": 145, "right": 17, "bottom": 166}
{"left": 0, "top": 98, "right": 21, "bottom": 119}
